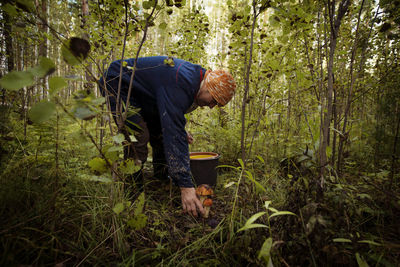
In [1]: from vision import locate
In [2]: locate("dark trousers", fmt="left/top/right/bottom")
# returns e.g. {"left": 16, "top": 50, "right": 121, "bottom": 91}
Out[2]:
{"left": 125, "top": 114, "right": 169, "bottom": 184}
{"left": 99, "top": 78, "right": 168, "bottom": 189}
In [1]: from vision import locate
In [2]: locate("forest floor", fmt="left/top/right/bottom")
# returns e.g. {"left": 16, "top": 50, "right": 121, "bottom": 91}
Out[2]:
{"left": 1, "top": 141, "right": 400, "bottom": 266}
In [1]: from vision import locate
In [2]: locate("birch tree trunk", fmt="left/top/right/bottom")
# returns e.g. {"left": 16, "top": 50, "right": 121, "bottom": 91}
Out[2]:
{"left": 36, "top": 0, "right": 48, "bottom": 99}
{"left": 82, "top": 0, "right": 94, "bottom": 95}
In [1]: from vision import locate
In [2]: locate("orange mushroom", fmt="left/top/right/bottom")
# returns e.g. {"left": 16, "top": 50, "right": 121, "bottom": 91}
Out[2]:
{"left": 203, "top": 198, "right": 213, "bottom": 218}
{"left": 196, "top": 184, "right": 214, "bottom": 218}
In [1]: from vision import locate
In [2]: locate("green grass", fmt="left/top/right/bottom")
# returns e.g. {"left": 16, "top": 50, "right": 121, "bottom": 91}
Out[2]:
{"left": 1, "top": 114, "right": 399, "bottom": 266}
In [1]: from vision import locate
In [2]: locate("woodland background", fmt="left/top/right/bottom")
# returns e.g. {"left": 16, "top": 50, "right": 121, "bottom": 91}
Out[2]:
{"left": 0, "top": 0, "right": 399, "bottom": 266}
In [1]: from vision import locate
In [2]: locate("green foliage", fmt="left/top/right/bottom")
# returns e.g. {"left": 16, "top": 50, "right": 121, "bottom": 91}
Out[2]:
{"left": 1, "top": 0, "right": 400, "bottom": 265}
{"left": 238, "top": 200, "right": 296, "bottom": 265}
{"left": 28, "top": 101, "right": 56, "bottom": 124}
{"left": 258, "top": 237, "right": 273, "bottom": 267}
{"left": 49, "top": 77, "right": 68, "bottom": 95}
{"left": 120, "top": 158, "right": 141, "bottom": 174}
{"left": 61, "top": 38, "right": 90, "bottom": 66}
{"left": 0, "top": 70, "right": 35, "bottom": 91}
{"left": 0, "top": 57, "right": 55, "bottom": 91}
{"left": 166, "top": 8, "right": 210, "bottom": 63}
{"left": 88, "top": 157, "right": 108, "bottom": 173}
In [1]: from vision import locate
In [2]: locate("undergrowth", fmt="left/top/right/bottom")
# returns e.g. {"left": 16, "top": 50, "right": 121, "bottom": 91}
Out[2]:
{"left": 0, "top": 108, "right": 399, "bottom": 266}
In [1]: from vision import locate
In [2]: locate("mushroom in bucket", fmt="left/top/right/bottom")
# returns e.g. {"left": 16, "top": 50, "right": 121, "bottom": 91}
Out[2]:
{"left": 195, "top": 184, "right": 214, "bottom": 218}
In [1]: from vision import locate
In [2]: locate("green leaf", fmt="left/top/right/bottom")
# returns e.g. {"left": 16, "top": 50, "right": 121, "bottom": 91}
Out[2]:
{"left": 159, "top": 22, "right": 167, "bottom": 30}
{"left": 224, "top": 181, "right": 236, "bottom": 188}
{"left": 127, "top": 213, "right": 147, "bottom": 230}
{"left": 142, "top": 1, "right": 151, "bottom": 9}
{"left": 245, "top": 170, "right": 266, "bottom": 192}
{"left": 238, "top": 158, "right": 244, "bottom": 169}
{"left": 134, "top": 192, "right": 145, "bottom": 215}
{"left": 258, "top": 237, "right": 273, "bottom": 266}
{"left": 91, "top": 97, "right": 105, "bottom": 106}
{"left": 88, "top": 157, "right": 108, "bottom": 173}
{"left": 113, "top": 202, "right": 125, "bottom": 215}
{"left": 61, "top": 42, "right": 80, "bottom": 66}
{"left": 49, "top": 76, "right": 68, "bottom": 95}
{"left": 61, "top": 38, "right": 90, "bottom": 66}
{"left": 356, "top": 253, "right": 369, "bottom": 267}
{"left": 120, "top": 159, "right": 140, "bottom": 175}
{"left": 216, "top": 165, "right": 239, "bottom": 171}
{"left": 268, "top": 207, "right": 278, "bottom": 213}
{"left": 0, "top": 70, "right": 35, "bottom": 91}
{"left": 256, "top": 155, "right": 265, "bottom": 163}
{"left": 238, "top": 223, "right": 268, "bottom": 232}
{"left": 28, "top": 101, "right": 56, "bottom": 123}
{"left": 333, "top": 238, "right": 352, "bottom": 243}
{"left": 16, "top": 0, "right": 35, "bottom": 12}
{"left": 2, "top": 3, "right": 18, "bottom": 17}
{"left": 264, "top": 200, "right": 271, "bottom": 210}
{"left": 73, "top": 106, "right": 96, "bottom": 120}
{"left": 238, "top": 211, "right": 267, "bottom": 232}
{"left": 106, "top": 145, "right": 123, "bottom": 153}
{"left": 163, "top": 57, "right": 175, "bottom": 67}
{"left": 358, "top": 240, "right": 382, "bottom": 246}
{"left": 103, "top": 144, "right": 120, "bottom": 162}
{"left": 112, "top": 133, "right": 125, "bottom": 144}
{"left": 30, "top": 57, "right": 55, "bottom": 78}
{"left": 269, "top": 211, "right": 296, "bottom": 218}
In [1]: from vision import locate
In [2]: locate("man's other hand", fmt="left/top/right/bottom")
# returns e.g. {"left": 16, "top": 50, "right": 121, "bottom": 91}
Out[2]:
{"left": 180, "top": 187, "right": 204, "bottom": 217}
{"left": 187, "top": 132, "right": 194, "bottom": 144}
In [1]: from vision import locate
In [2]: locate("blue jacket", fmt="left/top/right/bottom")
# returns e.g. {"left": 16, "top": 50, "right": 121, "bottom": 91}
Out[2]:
{"left": 99, "top": 56, "right": 207, "bottom": 187}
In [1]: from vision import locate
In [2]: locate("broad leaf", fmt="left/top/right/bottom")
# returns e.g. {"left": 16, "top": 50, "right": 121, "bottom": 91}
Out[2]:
{"left": 127, "top": 213, "right": 147, "bottom": 230}
{"left": 2, "top": 3, "right": 18, "bottom": 17}
{"left": 91, "top": 97, "right": 105, "bottom": 106}
{"left": 356, "top": 253, "right": 369, "bottom": 267}
{"left": 113, "top": 202, "right": 125, "bottom": 215}
{"left": 0, "top": 70, "right": 35, "bottom": 91}
{"left": 73, "top": 106, "right": 96, "bottom": 120}
{"left": 49, "top": 76, "right": 68, "bottom": 95}
{"left": 258, "top": 237, "right": 274, "bottom": 267}
{"left": 120, "top": 159, "right": 140, "bottom": 175}
{"left": 112, "top": 133, "right": 125, "bottom": 144}
{"left": 88, "top": 157, "right": 108, "bottom": 173}
{"left": 28, "top": 101, "right": 56, "bottom": 123}
{"left": 30, "top": 57, "right": 55, "bottom": 78}
{"left": 159, "top": 22, "right": 167, "bottom": 30}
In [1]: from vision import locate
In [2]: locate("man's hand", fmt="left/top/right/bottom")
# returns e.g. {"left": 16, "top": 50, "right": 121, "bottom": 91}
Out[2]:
{"left": 187, "top": 132, "right": 194, "bottom": 144}
{"left": 180, "top": 187, "right": 204, "bottom": 217}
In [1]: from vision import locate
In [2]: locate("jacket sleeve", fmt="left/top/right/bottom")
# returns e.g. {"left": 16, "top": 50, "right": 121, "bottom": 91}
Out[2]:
{"left": 155, "top": 87, "right": 194, "bottom": 188}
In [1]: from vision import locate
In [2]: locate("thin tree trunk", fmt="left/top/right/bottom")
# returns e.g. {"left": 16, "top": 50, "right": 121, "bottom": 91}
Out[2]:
{"left": 337, "top": 0, "right": 365, "bottom": 175}
{"left": 3, "top": 3, "right": 14, "bottom": 104}
{"left": 241, "top": 0, "right": 258, "bottom": 164}
{"left": 389, "top": 105, "right": 400, "bottom": 187}
{"left": 36, "top": 0, "right": 48, "bottom": 99}
{"left": 319, "top": 0, "right": 350, "bottom": 200}
{"left": 82, "top": 0, "right": 94, "bottom": 94}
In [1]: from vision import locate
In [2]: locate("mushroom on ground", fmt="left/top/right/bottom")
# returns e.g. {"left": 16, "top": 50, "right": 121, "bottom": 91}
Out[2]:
{"left": 195, "top": 184, "right": 214, "bottom": 218}
{"left": 202, "top": 198, "right": 213, "bottom": 218}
